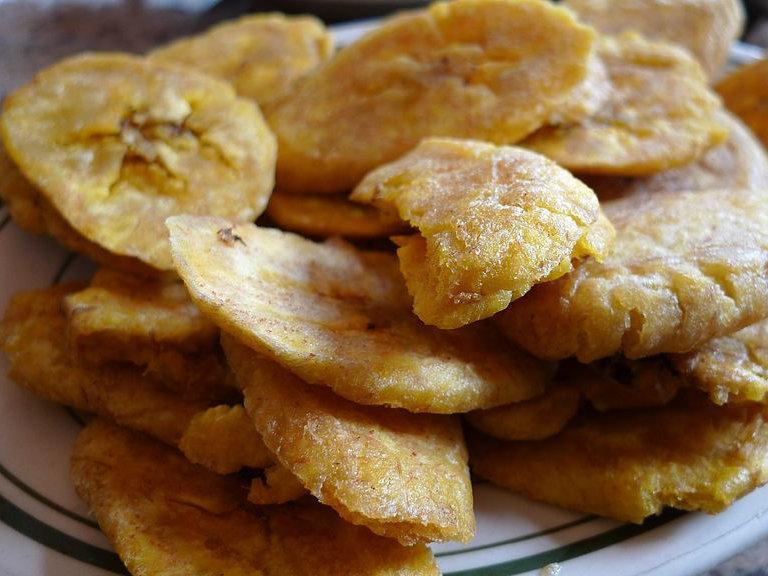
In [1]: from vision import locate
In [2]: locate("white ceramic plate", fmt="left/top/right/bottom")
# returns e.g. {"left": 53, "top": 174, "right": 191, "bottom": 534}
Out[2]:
{"left": 1, "top": 19, "right": 768, "bottom": 576}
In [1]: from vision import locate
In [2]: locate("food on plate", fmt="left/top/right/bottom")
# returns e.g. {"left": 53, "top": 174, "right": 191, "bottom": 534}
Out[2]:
{"left": 149, "top": 13, "right": 334, "bottom": 109}
{"left": 498, "top": 189, "right": 768, "bottom": 362}
{"left": 716, "top": 57, "right": 768, "bottom": 149}
{"left": 169, "top": 215, "right": 550, "bottom": 413}
{"left": 225, "top": 335, "right": 475, "bottom": 545}
{"left": 468, "top": 390, "right": 768, "bottom": 523}
{"left": 71, "top": 420, "right": 441, "bottom": 576}
{"left": 351, "top": 138, "right": 614, "bottom": 328}
{"left": 248, "top": 463, "right": 309, "bottom": 505}
{"left": 268, "top": 0, "right": 596, "bottom": 193}
{"left": 523, "top": 34, "right": 729, "bottom": 175}
{"left": 0, "top": 53, "right": 277, "bottom": 270}
{"left": 563, "top": 0, "right": 745, "bottom": 77}
{"left": 266, "top": 192, "right": 406, "bottom": 239}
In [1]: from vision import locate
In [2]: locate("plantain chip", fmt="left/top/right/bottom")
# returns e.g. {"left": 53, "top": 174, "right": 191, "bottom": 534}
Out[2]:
{"left": 168, "top": 215, "right": 549, "bottom": 413}
{"left": 247, "top": 463, "right": 309, "bottom": 505}
{"left": 267, "top": 0, "right": 596, "bottom": 193}
{"left": 224, "top": 335, "right": 475, "bottom": 545}
{"left": 1, "top": 53, "right": 277, "bottom": 270}
{"left": 352, "top": 138, "right": 614, "bottom": 328}
{"left": 71, "top": 420, "right": 440, "bottom": 576}
{"left": 523, "top": 33, "right": 729, "bottom": 175}
{"left": 716, "top": 57, "right": 768, "bottom": 150}
{"left": 498, "top": 189, "right": 768, "bottom": 362}
{"left": 149, "top": 13, "right": 334, "bottom": 110}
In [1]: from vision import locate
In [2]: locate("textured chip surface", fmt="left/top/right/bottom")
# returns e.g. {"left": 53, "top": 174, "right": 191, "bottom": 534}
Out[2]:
{"left": 716, "top": 57, "right": 768, "bottom": 150}
{"left": 248, "top": 463, "right": 308, "bottom": 505}
{"left": 563, "top": 0, "right": 745, "bottom": 77}
{"left": 498, "top": 189, "right": 768, "bottom": 361}
{"left": 468, "top": 390, "right": 768, "bottom": 523}
{"left": 225, "top": 335, "right": 475, "bottom": 545}
{"left": 169, "top": 215, "right": 549, "bottom": 413}
{"left": 1, "top": 52, "right": 277, "bottom": 270}
{"left": 268, "top": 0, "right": 595, "bottom": 193}
{"left": 523, "top": 34, "right": 729, "bottom": 175}
{"left": 352, "top": 138, "right": 614, "bottom": 328}
{"left": 71, "top": 420, "right": 440, "bottom": 576}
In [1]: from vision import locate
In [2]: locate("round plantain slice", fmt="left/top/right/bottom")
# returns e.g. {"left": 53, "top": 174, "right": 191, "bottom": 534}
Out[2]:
{"left": 523, "top": 33, "right": 729, "bottom": 176}
{"left": 149, "top": 13, "right": 334, "bottom": 110}
{"left": 351, "top": 138, "right": 614, "bottom": 328}
{"left": 716, "top": 57, "right": 768, "bottom": 150}
{"left": 268, "top": 0, "right": 596, "bottom": 194}
{"left": 1, "top": 52, "right": 277, "bottom": 271}
{"left": 168, "top": 215, "right": 550, "bottom": 413}
{"left": 265, "top": 192, "right": 407, "bottom": 239}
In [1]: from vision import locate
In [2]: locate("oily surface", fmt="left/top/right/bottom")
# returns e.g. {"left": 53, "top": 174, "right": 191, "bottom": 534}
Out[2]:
{"left": 266, "top": 192, "right": 406, "bottom": 239}
{"left": 268, "top": 0, "right": 595, "bottom": 193}
{"left": 352, "top": 138, "right": 614, "bottom": 328}
{"left": 523, "top": 34, "right": 728, "bottom": 175}
{"left": 716, "top": 57, "right": 768, "bottom": 150}
{"left": 225, "top": 336, "right": 475, "bottom": 545}
{"left": 71, "top": 420, "right": 440, "bottom": 576}
{"left": 498, "top": 189, "right": 768, "bottom": 362}
{"left": 169, "top": 216, "right": 549, "bottom": 413}
{"left": 563, "top": 0, "right": 744, "bottom": 77}
{"left": 1, "top": 53, "right": 277, "bottom": 270}
{"left": 468, "top": 390, "right": 768, "bottom": 523}
{"left": 149, "top": 13, "right": 334, "bottom": 110}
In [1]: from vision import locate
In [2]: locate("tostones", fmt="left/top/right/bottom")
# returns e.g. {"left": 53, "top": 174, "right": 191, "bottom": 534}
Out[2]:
{"left": 716, "top": 57, "right": 768, "bottom": 150}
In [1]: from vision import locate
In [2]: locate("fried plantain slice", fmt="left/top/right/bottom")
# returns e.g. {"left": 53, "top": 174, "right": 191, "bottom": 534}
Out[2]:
{"left": 149, "top": 14, "right": 333, "bottom": 110}
{"left": 268, "top": 0, "right": 595, "bottom": 194}
{"left": 225, "top": 335, "right": 475, "bottom": 545}
{"left": 583, "top": 112, "right": 768, "bottom": 201}
{"left": 468, "top": 390, "right": 768, "bottom": 523}
{"left": 248, "top": 463, "right": 309, "bottom": 505}
{"left": 266, "top": 192, "right": 407, "bottom": 239}
{"left": 352, "top": 138, "right": 614, "bottom": 328}
{"left": 563, "top": 0, "right": 745, "bottom": 78}
{"left": 498, "top": 189, "right": 768, "bottom": 362}
{"left": 716, "top": 57, "right": 768, "bottom": 150}
{"left": 169, "top": 215, "right": 549, "bottom": 413}
{"left": 523, "top": 34, "right": 729, "bottom": 176}
{"left": 72, "top": 420, "right": 440, "bottom": 576}
{"left": 1, "top": 53, "right": 277, "bottom": 271}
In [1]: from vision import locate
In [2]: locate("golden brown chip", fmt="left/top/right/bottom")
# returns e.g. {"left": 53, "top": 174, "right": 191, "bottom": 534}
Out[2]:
{"left": 72, "top": 420, "right": 440, "bottom": 576}
{"left": 268, "top": 0, "right": 596, "bottom": 193}
{"left": 1, "top": 52, "right": 277, "bottom": 271}
{"left": 149, "top": 14, "right": 333, "bottom": 110}
{"left": 169, "top": 215, "right": 549, "bottom": 413}
{"left": 716, "top": 57, "right": 768, "bottom": 149}
{"left": 179, "top": 404, "right": 273, "bottom": 475}
{"left": 225, "top": 335, "right": 475, "bottom": 545}
{"left": 498, "top": 189, "right": 768, "bottom": 362}
{"left": 563, "top": 0, "right": 745, "bottom": 77}
{"left": 468, "top": 390, "right": 768, "bottom": 523}
{"left": 523, "top": 33, "right": 729, "bottom": 175}
{"left": 672, "top": 319, "right": 768, "bottom": 405}
{"left": 352, "top": 138, "right": 614, "bottom": 328}
{"left": 248, "top": 463, "right": 309, "bottom": 505}
{"left": 584, "top": 112, "right": 768, "bottom": 201}
{"left": 266, "top": 192, "right": 407, "bottom": 239}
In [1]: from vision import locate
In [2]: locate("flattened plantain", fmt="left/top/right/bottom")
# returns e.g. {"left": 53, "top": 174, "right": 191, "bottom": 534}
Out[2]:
{"left": 716, "top": 57, "right": 768, "bottom": 150}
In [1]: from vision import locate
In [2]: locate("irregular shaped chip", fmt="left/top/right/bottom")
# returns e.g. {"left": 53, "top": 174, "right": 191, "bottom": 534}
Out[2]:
{"left": 523, "top": 34, "right": 729, "bottom": 175}
{"left": 548, "top": 54, "right": 611, "bottom": 125}
{"left": 563, "top": 0, "right": 745, "bottom": 77}
{"left": 72, "top": 420, "right": 440, "bottom": 576}
{"left": 716, "top": 57, "right": 768, "bottom": 150}
{"left": 225, "top": 335, "right": 475, "bottom": 545}
{"left": 468, "top": 390, "right": 768, "bottom": 523}
{"left": 352, "top": 138, "right": 614, "bottom": 328}
{"left": 268, "top": 0, "right": 595, "bottom": 193}
{"left": 498, "top": 189, "right": 768, "bottom": 362}
{"left": 266, "top": 192, "right": 407, "bottom": 239}
{"left": 672, "top": 319, "right": 768, "bottom": 405}
{"left": 149, "top": 14, "right": 333, "bottom": 110}
{"left": 584, "top": 112, "right": 768, "bottom": 201}
{"left": 169, "top": 215, "right": 549, "bottom": 413}
{"left": 248, "top": 463, "right": 309, "bottom": 505}
{"left": 1, "top": 53, "right": 277, "bottom": 270}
